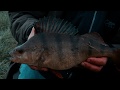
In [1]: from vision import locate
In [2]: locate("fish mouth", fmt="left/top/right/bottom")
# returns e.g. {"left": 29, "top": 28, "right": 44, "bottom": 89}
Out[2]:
{"left": 9, "top": 56, "right": 16, "bottom": 61}
{"left": 9, "top": 50, "right": 22, "bottom": 61}
{"left": 8, "top": 53, "right": 23, "bottom": 62}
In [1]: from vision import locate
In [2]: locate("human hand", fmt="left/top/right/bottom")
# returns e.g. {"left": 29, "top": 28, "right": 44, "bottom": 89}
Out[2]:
{"left": 81, "top": 57, "right": 107, "bottom": 72}
{"left": 27, "top": 27, "right": 48, "bottom": 71}
{"left": 27, "top": 27, "right": 36, "bottom": 40}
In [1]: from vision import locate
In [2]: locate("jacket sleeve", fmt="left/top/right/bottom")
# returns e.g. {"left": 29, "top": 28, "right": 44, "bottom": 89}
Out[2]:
{"left": 8, "top": 11, "right": 48, "bottom": 44}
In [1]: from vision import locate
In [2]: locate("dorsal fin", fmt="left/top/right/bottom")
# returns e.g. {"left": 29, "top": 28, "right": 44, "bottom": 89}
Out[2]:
{"left": 90, "top": 32, "right": 105, "bottom": 43}
{"left": 33, "top": 16, "right": 79, "bottom": 36}
{"left": 82, "top": 32, "right": 106, "bottom": 43}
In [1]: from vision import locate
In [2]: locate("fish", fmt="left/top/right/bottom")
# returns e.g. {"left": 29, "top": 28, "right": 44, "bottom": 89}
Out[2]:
{"left": 9, "top": 16, "right": 120, "bottom": 70}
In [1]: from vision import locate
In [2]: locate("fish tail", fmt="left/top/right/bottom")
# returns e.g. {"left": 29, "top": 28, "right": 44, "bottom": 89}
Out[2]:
{"left": 111, "top": 48, "right": 120, "bottom": 69}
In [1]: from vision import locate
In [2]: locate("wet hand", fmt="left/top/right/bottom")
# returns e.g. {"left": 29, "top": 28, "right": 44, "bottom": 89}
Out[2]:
{"left": 81, "top": 57, "right": 107, "bottom": 72}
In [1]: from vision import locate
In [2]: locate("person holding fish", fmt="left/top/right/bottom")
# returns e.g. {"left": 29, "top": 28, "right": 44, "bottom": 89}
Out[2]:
{"left": 6, "top": 11, "right": 120, "bottom": 79}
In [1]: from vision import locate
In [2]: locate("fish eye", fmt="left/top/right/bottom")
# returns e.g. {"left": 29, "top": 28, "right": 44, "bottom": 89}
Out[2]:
{"left": 18, "top": 49, "right": 24, "bottom": 54}
{"left": 15, "top": 48, "right": 24, "bottom": 54}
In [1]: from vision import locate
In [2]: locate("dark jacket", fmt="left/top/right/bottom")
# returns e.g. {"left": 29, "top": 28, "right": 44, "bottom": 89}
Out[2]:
{"left": 8, "top": 11, "right": 120, "bottom": 79}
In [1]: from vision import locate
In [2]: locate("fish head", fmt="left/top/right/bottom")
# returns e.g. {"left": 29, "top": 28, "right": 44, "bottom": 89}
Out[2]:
{"left": 9, "top": 35, "right": 44, "bottom": 66}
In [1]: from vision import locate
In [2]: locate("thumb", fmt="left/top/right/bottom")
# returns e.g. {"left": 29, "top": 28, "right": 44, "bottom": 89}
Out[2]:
{"left": 28, "top": 27, "right": 36, "bottom": 40}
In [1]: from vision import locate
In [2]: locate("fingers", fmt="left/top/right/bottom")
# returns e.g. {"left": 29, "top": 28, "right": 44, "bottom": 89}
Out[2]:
{"left": 81, "top": 57, "right": 108, "bottom": 72}
{"left": 29, "top": 65, "right": 39, "bottom": 70}
{"left": 27, "top": 27, "right": 36, "bottom": 40}
{"left": 86, "top": 57, "right": 107, "bottom": 66}
{"left": 39, "top": 67, "right": 48, "bottom": 71}
{"left": 81, "top": 61, "right": 103, "bottom": 72}
{"left": 29, "top": 65, "right": 48, "bottom": 71}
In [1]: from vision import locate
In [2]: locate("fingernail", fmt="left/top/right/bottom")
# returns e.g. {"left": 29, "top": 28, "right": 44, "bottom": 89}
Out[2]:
{"left": 87, "top": 58, "right": 91, "bottom": 62}
{"left": 81, "top": 62, "right": 85, "bottom": 66}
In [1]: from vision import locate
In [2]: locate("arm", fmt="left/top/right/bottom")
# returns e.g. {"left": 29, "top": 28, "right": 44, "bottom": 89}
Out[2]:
{"left": 9, "top": 11, "right": 48, "bottom": 44}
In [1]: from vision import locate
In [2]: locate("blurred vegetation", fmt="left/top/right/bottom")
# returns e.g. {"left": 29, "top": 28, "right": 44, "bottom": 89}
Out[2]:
{"left": 0, "top": 11, "right": 17, "bottom": 79}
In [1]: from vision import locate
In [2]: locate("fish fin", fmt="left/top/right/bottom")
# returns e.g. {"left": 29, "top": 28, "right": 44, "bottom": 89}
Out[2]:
{"left": 90, "top": 32, "right": 105, "bottom": 43}
{"left": 111, "top": 48, "right": 120, "bottom": 69}
{"left": 33, "top": 21, "right": 43, "bottom": 34}
{"left": 33, "top": 16, "right": 79, "bottom": 36}
{"left": 83, "top": 32, "right": 106, "bottom": 43}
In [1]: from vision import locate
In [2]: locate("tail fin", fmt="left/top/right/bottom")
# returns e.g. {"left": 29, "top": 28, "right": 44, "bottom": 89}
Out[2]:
{"left": 111, "top": 47, "right": 120, "bottom": 69}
